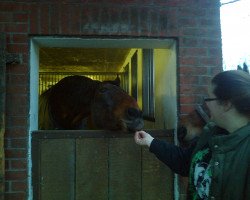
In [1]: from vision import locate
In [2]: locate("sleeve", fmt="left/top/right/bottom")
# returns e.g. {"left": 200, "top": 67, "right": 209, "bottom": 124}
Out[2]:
{"left": 149, "top": 138, "right": 195, "bottom": 177}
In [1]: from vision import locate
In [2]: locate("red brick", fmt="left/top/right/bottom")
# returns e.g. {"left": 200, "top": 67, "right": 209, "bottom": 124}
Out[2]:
{"left": 13, "top": 13, "right": 28, "bottom": 23}
{"left": 40, "top": 4, "right": 50, "bottom": 34}
{"left": 180, "top": 37, "right": 198, "bottom": 47}
{"left": 68, "top": 5, "right": 81, "bottom": 34}
{"left": 0, "top": 2, "right": 23, "bottom": 12}
{"left": 10, "top": 160, "right": 27, "bottom": 170}
{"left": 130, "top": 7, "right": 139, "bottom": 35}
{"left": 6, "top": 85, "right": 28, "bottom": 94}
{"left": 180, "top": 85, "right": 207, "bottom": 95}
{"left": 199, "top": 38, "right": 221, "bottom": 47}
{"left": 5, "top": 181, "right": 10, "bottom": 192}
{"left": 140, "top": 7, "right": 150, "bottom": 35}
{"left": 178, "top": 18, "right": 197, "bottom": 27}
{"left": 119, "top": 7, "right": 130, "bottom": 33}
{"left": 108, "top": 0, "right": 138, "bottom": 4}
{"left": 49, "top": 4, "right": 60, "bottom": 34}
{"left": 6, "top": 64, "right": 29, "bottom": 74}
{"left": 210, "top": 66, "right": 223, "bottom": 76}
{"left": 199, "top": 57, "right": 220, "bottom": 66}
{"left": 21, "top": 54, "right": 28, "bottom": 64}
{"left": 5, "top": 128, "right": 27, "bottom": 137}
{"left": 179, "top": 66, "right": 208, "bottom": 76}
{"left": 5, "top": 171, "right": 27, "bottom": 181}
{"left": 180, "top": 75, "right": 199, "bottom": 85}
{"left": 29, "top": 4, "right": 39, "bottom": 34}
{"left": 0, "top": 12, "right": 13, "bottom": 22}
{"left": 6, "top": 105, "right": 28, "bottom": 117}
{"left": 60, "top": 4, "right": 70, "bottom": 34}
{"left": 8, "top": 116, "right": 27, "bottom": 127}
{"left": 178, "top": 7, "right": 206, "bottom": 17}
{"left": 6, "top": 44, "right": 28, "bottom": 54}
{"left": 180, "top": 57, "right": 199, "bottom": 66}
{"left": 6, "top": 94, "right": 27, "bottom": 104}
{"left": 9, "top": 138, "right": 27, "bottom": 148}
{"left": 180, "top": 47, "right": 207, "bottom": 57}
{"left": 4, "top": 23, "right": 28, "bottom": 33}
{"left": 5, "top": 192, "right": 26, "bottom": 200}
{"left": 180, "top": 105, "right": 194, "bottom": 115}
{"left": 11, "top": 181, "right": 27, "bottom": 192}
{"left": 12, "top": 34, "right": 28, "bottom": 44}
{"left": 6, "top": 74, "right": 28, "bottom": 85}
{"left": 208, "top": 48, "right": 222, "bottom": 57}
{"left": 5, "top": 149, "right": 27, "bottom": 159}
{"left": 179, "top": 95, "right": 197, "bottom": 104}
{"left": 199, "top": 76, "right": 211, "bottom": 85}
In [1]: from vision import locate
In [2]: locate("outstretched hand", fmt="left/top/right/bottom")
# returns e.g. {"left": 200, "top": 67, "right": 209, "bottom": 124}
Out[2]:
{"left": 134, "top": 130, "right": 154, "bottom": 147}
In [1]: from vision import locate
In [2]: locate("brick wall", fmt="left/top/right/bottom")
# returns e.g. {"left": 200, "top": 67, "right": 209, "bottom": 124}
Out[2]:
{"left": 0, "top": 0, "right": 222, "bottom": 199}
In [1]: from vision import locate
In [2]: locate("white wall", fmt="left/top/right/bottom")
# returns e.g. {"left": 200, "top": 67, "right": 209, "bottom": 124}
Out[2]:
{"left": 144, "top": 44, "right": 177, "bottom": 129}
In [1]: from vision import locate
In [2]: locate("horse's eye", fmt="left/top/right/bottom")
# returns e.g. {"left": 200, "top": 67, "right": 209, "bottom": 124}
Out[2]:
{"left": 99, "top": 87, "right": 108, "bottom": 93}
{"left": 177, "top": 126, "right": 187, "bottom": 136}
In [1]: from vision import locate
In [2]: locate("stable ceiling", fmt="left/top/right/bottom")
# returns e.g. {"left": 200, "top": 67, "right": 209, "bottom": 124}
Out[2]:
{"left": 39, "top": 48, "right": 131, "bottom": 72}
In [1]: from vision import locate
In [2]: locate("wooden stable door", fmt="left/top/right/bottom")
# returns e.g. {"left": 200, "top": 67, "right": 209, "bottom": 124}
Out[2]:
{"left": 32, "top": 130, "right": 174, "bottom": 200}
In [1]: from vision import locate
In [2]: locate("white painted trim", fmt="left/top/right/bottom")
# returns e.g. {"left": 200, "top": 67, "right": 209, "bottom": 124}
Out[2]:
{"left": 32, "top": 37, "right": 175, "bottom": 48}
{"left": 27, "top": 36, "right": 178, "bottom": 199}
{"left": 28, "top": 39, "right": 39, "bottom": 200}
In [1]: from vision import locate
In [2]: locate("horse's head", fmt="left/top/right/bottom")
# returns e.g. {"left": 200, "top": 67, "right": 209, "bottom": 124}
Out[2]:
{"left": 39, "top": 75, "right": 144, "bottom": 131}
{"left": 177, "top": 105, "right": 209, "bottom": 147}
{"left": 91, "top": 82, "right": 144, "bottom": 132}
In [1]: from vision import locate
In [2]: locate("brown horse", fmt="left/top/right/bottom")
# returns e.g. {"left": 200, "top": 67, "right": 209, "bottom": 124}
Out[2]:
{"left": 39, "top": 75, "right": 144, "bottom": 131}
{"left": 177, "top": 105, "right": 209, "bottom": 147}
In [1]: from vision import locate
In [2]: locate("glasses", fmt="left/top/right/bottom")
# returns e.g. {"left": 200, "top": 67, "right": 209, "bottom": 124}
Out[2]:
{"left": 203, "top": 97, "right": 219, "bottom": 102}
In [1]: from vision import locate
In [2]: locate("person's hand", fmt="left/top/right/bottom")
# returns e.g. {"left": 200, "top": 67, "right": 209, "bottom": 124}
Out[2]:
{"left": 134, "top": 130, "right": 154, "bottom": 147}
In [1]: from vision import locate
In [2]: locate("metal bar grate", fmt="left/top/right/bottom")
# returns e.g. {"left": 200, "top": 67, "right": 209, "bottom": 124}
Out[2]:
{"left": 39, "top": 72, "right": 128, "bottom": 94}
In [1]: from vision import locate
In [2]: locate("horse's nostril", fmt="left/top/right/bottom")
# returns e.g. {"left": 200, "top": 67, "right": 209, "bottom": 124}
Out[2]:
{"left": 127, "top": 108, "right": 140, "bottom": 118}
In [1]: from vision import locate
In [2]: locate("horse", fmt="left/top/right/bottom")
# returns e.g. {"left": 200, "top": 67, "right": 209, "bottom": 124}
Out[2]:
{"left": 177, "top": 105, "right": 209, "bottom": 147}
{"left": 39, "top": 75, "right": 144, "bottom": 132}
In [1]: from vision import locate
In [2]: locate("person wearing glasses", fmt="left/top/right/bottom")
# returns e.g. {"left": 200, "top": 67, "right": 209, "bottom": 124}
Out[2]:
{"left": 134, "top": 70, "right": 250, "bottom": 200}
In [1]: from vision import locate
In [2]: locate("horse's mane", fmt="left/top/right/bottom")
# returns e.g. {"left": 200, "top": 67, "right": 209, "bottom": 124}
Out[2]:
{"left": 39, "top": 76, "right": 102, "bottom": 129}
{"left": 39, "top": 75, "right": 124, "bottom": 129}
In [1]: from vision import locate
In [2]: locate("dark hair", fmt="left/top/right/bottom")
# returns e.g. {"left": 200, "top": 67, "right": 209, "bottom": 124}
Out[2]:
{"left": 211, "top": 70, "right": 250, "bottom": 117}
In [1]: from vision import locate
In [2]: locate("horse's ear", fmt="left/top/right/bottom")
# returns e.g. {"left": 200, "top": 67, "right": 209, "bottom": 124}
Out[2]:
{"left": 237, "top": 65, "right": 243, "bottom": 71}
{"left": 243, "top": 62, "right": 249, "bottom": 74}
{"left": 102, "top": 75, "right": 120, "bottom": 86}
{"left": 113, "top": 75, "right": 120, "bottom": 87}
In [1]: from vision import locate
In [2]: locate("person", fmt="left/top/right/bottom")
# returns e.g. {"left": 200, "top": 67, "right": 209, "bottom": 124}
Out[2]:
{"left": 134, "top": 70, "right": 250, "bottom": 200}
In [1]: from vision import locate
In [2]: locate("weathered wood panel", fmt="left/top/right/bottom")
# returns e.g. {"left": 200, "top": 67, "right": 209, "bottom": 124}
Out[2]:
{"left": 76, "top": 138, "right": 109, "bottom": 200}
{"left": 0, "top": 32, "right": 6, "bottom": 198}
{"left": 32, "top": 130, "right": 174, "bottom": 200}
{"left": 142, "top": 137, "right": 174, "bottom": 200}
{"left": 109, "top": 138, "right": 141, "bottom": 200}
{"left": 40, "top": 139, "right": 75, "bottom": 200}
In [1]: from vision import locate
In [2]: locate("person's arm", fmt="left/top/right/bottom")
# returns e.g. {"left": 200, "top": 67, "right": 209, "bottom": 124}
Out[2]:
{"left": 134, "top": 130, "right": 195, "bottom": 177}
{"left": 149, "top": 138, "right": 194, "bottom": 176}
